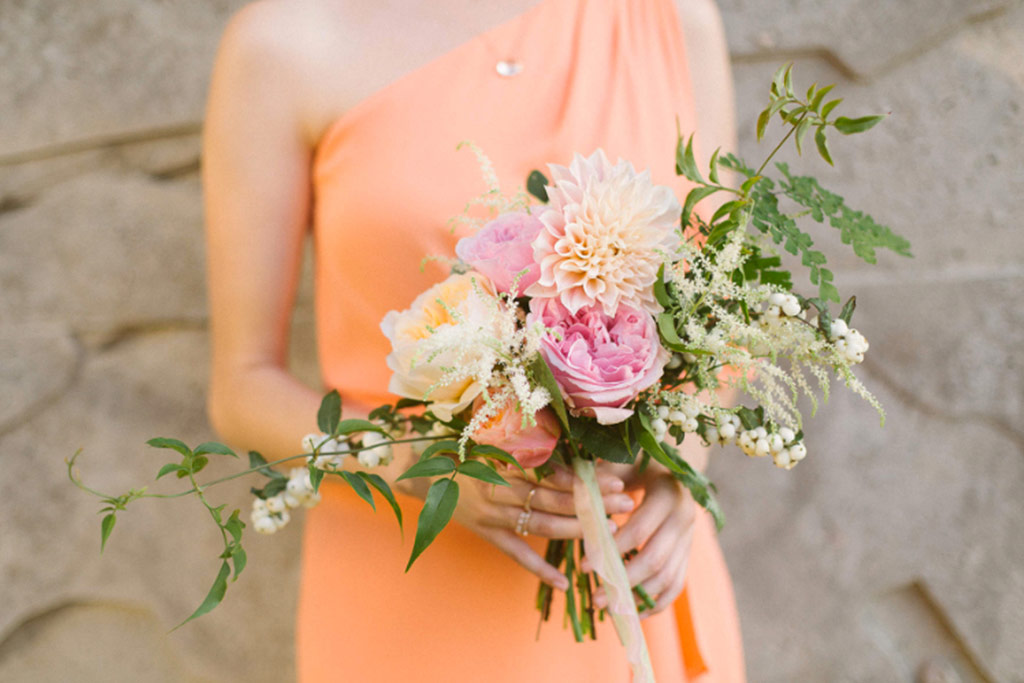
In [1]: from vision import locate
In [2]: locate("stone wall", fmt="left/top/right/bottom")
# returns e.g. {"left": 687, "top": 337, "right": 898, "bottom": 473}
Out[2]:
{"left": 1, "top": 1, "right": 1020, "bottom": 681}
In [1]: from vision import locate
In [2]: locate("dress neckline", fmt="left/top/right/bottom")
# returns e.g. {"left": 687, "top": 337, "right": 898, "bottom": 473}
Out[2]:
{"left": 313, "top": 0, "right": 553, "bottom": 163}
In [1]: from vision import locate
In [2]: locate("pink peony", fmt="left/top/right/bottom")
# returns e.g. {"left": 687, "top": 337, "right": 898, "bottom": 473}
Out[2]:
{"left": 528, "top": 297, "right": 670, "bottom": 425}
{"left": 525, "top": 149, "right": 681, "bottom": 315}
{"left": 455, "top": 211, "right": 544, "bottom": 295}
{"left": 472, "top": 397, "right": 561, "bottom": 469}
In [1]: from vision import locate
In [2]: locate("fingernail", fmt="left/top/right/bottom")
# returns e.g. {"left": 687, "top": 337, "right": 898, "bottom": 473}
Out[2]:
{"left": 556, "top": 577, "right": 570, "bottom": 591}
{"left": 616, "top": 496, "right": 635, "bottom": 512}
{"left": 607, "top": 520, "right": 618, "bottom": 532}
{"left": 580, "top": 559, "right": 592, "bottom": 572}
{"left": 609, "top": 479, "right": 625, "bottom": 492}
{"left": 594, "top": 593, "right": 606, "bottom": 609}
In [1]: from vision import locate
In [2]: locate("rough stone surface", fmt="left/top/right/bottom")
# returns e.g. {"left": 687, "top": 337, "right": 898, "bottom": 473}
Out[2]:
{"left": 0, "top": 171, "right": 208, "bottom": 337}
{"left": 0, "top": 1, "right": 245, "bottom": 154}
{"left": 3, "top": 1, "right": 1023, "bottom": 682}
{"left": 0, "top": 327, "right": 79, "bottom": 434}
{"left": 719, "top": 0, "right": 1009, "bottom": 77}
{"left": 0, "top": 602, "right": 213, "bottom": 683}
{"left": 0, "top": 330, "right": 300, "bottom": 682}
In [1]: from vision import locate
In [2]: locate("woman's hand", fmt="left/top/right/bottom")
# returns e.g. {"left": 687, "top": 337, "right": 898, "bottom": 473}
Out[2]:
{"left": 433, "top": 462, "right": 637, "bottom": 591}
{"left": 586, "top": 461, "right": 698, "bottom": 617}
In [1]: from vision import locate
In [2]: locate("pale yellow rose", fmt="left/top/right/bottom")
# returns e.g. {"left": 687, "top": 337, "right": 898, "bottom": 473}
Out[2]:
{"left": 380, "top": 272, "right": 501, "bottom": 421}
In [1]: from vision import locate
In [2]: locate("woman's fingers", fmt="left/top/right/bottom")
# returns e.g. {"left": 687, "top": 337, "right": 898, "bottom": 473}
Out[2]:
{"left": 488, "top": 503, "right": 617, "bottom": 539}
{"left": 538, "top": 465, "right": 625, "bottom": 494}
{"left": 488, "top": 530, "right": 570, "bottom": 591}
{"left": 491, "top": 476, "right": 635, "bottom": 516}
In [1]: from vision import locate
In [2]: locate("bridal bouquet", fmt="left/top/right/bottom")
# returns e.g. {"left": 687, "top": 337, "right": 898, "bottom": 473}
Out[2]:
{"left": 69, "top": 66, "right": 910, "bottom": 681}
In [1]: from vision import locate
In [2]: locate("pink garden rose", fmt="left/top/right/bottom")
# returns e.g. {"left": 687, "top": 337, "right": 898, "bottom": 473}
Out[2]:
{"left": 471, "top": 397, "right": 561, "bottom": 469}
{"left": 528, "top": 297, "right": 670, "bottom": 424}
{"left": 455, "top": 211, "right": 544, "bottom": 295}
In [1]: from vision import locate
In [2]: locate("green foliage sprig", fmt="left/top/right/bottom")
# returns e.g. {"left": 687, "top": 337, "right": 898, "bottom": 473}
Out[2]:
{"left": 676, "top": 63, "right": 912, "bottom": 304}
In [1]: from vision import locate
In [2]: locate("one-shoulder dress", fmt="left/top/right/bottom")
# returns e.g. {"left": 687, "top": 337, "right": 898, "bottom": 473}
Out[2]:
{"left": 297, "top": 1, "right": 746, "bottom": 680}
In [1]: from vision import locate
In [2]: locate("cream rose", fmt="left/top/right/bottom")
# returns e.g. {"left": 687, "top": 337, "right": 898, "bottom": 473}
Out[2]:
{"left": 380, "top": 272, "right": 502, "bottom": 421}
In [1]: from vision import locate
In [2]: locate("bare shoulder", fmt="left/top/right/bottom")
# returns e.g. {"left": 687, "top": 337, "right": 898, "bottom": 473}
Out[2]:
{"left": 212, "top": 0, "right": 354, "bottom": 142}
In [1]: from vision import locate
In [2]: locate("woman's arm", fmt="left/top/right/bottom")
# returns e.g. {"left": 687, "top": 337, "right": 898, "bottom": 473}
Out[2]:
{"left": 203, "top": 3, "right": 326, "bottom": 469}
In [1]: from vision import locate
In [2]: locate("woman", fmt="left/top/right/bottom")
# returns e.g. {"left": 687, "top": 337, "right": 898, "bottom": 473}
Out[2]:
{"left": 203, "top": 0, "right": 745, "bottom": 680}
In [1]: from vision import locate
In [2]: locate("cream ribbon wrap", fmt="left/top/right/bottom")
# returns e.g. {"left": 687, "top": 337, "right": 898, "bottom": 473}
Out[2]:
{"left": 572, "top": 457, "right": 655, "bottom": 683}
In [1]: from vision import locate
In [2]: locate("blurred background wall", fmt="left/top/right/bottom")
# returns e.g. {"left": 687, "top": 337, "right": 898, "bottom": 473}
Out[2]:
{"left": 1, "top": 1, "right": 1021, "bottom": 681}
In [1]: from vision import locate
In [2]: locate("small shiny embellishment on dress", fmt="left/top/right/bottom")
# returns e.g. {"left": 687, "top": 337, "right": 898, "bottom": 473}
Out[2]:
{"left": 495, "top": 59, "right": 524, "bottom": 77}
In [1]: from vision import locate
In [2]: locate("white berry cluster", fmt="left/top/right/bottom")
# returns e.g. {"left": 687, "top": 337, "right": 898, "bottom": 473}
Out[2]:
{"left": 302, "top": 432, "right": 346, "bottom": 470}
{"left": 251, "top": 467, "right": 321, "bottom": 535}
{"left": 354, "top": 430, "right": 394, "bottom": 468}
{"left": 705, "top": 416, "right": 807, "bottom": 469}
{"left": 650, "top": 403, "right": 701, "bottom": 440}
{"left": 828, "top": 319, "right": 869, "bottom": 365}
{"left": 765, "top": 291, "right": 803, "bottom": 319}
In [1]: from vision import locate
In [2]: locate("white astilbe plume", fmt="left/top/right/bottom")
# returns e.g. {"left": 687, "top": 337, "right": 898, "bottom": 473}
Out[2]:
{"left": 399, "top": 278, "right": 552, "bottom": 458}
{"left": 447, "top": 141, "right": 531, "bottom": 235}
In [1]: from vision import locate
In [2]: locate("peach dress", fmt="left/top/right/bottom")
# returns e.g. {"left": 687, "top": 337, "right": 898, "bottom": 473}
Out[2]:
{"left": 297, "top": 0, "right": 745, "bottom": 680}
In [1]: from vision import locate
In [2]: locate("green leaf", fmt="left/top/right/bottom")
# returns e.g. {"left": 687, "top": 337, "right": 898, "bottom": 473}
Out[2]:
{"left": 156, "top": 463, "right": 184, "bottom": 480}
{"left": 457, "top": 460, "right": 510, "bottom": 486}
{"left": 193, "top": 442, "right": 237, "bottom": 458}
{"left": 657, "top": 313, "right": 687, "bottom": 352}
{"left": 395, "top": 397, "right": 428, "bottom": 409}
{"left": 526, "top": 170, "right": 550, "bottom": 202}
{"left": 529, "top": 355, "right": 569, "bottom": 432}
{"left": 756, "top": 108, "right": 771, "bottom": 141}
{"left": 834, "top": 115, "right": 885, "bottom": 135}
{"left": 406, "top": 479, "right": 459, "bottom": 571}
{"left": 335, "top": 419, "right": 388, "bottom": 436}
{"left": 189, "top": 455, "right": 209, "bottom": 476}
{"left": 224, "top": 510, "right": 244, "bottom": 543}
{"left": 341, "top": 471, "right": 375, "bottom": 511}
{"left": 735, "top": 406, "right": 761, "bottom": 431}
{"left": 783, "top": 63, "right": 795, "bottom": 96}
{"left": 172, "top": 561, "right": 231, "bottom": 630}
{"left": 146, "top": 438, "right": 191, "bottom": 457}
{"left": 576, "top": 418, "right": 637, "bottom": 464}
{"left": 814, "top": 126, "right": 833, "bottom": 166}
{"left": 710, "top": 199, "right": 746, "bottom": 225}
{"left": 810, "top": 84, "right": 834, "bottom": 113}
{"left": 653, "top": 264, "right": 672, "bottom": 308}
{"left": 358, "top": 472, "right": 403, "bottom": 530}
{"left": 317, "top": 390, "right": 342, "bottom": 435}
{"left": 248, "top": 450, "right": 285, "bottom": 479}
{"left": 680, "top": 186, "right": 718, "bottom": 228}
{"left": 820, "top": 281, "right": 840, "bottom": 303}
{"left": 708, "top": 147, "right": 721, "bottom": 184}
{"left": 771, "top": 63, "right": 790, "bottom": 96}
{"left": 839, "top": 295, "right": 857, "bottom": 324}
{"left": 795, "top": 117, "right": 812, "bottom": 155}
{"left": 100, "top": 513, "right": 116, "bottom": 553}
{"left": 471, "top": 444, "right": 528, "bottom": 476}
{"left": 418, "top": 439, "right": 460, "bottom": 461}
{"left": 397, "top": 457, "right": 456, "bottom": 481}
{"left": 821, "top": 98, "right": 843, "bottom": 119}
{"left": 674, "top": 133, "right": 705, "bottom": 184}
{"left": 230, "top": 545, "right": 247, "bottom": 581}
{"left": 308, "top": 464, "right": 325, "bottom": 494}
{"left": 740, "top": 175, "right": 763, "bottom": 196}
